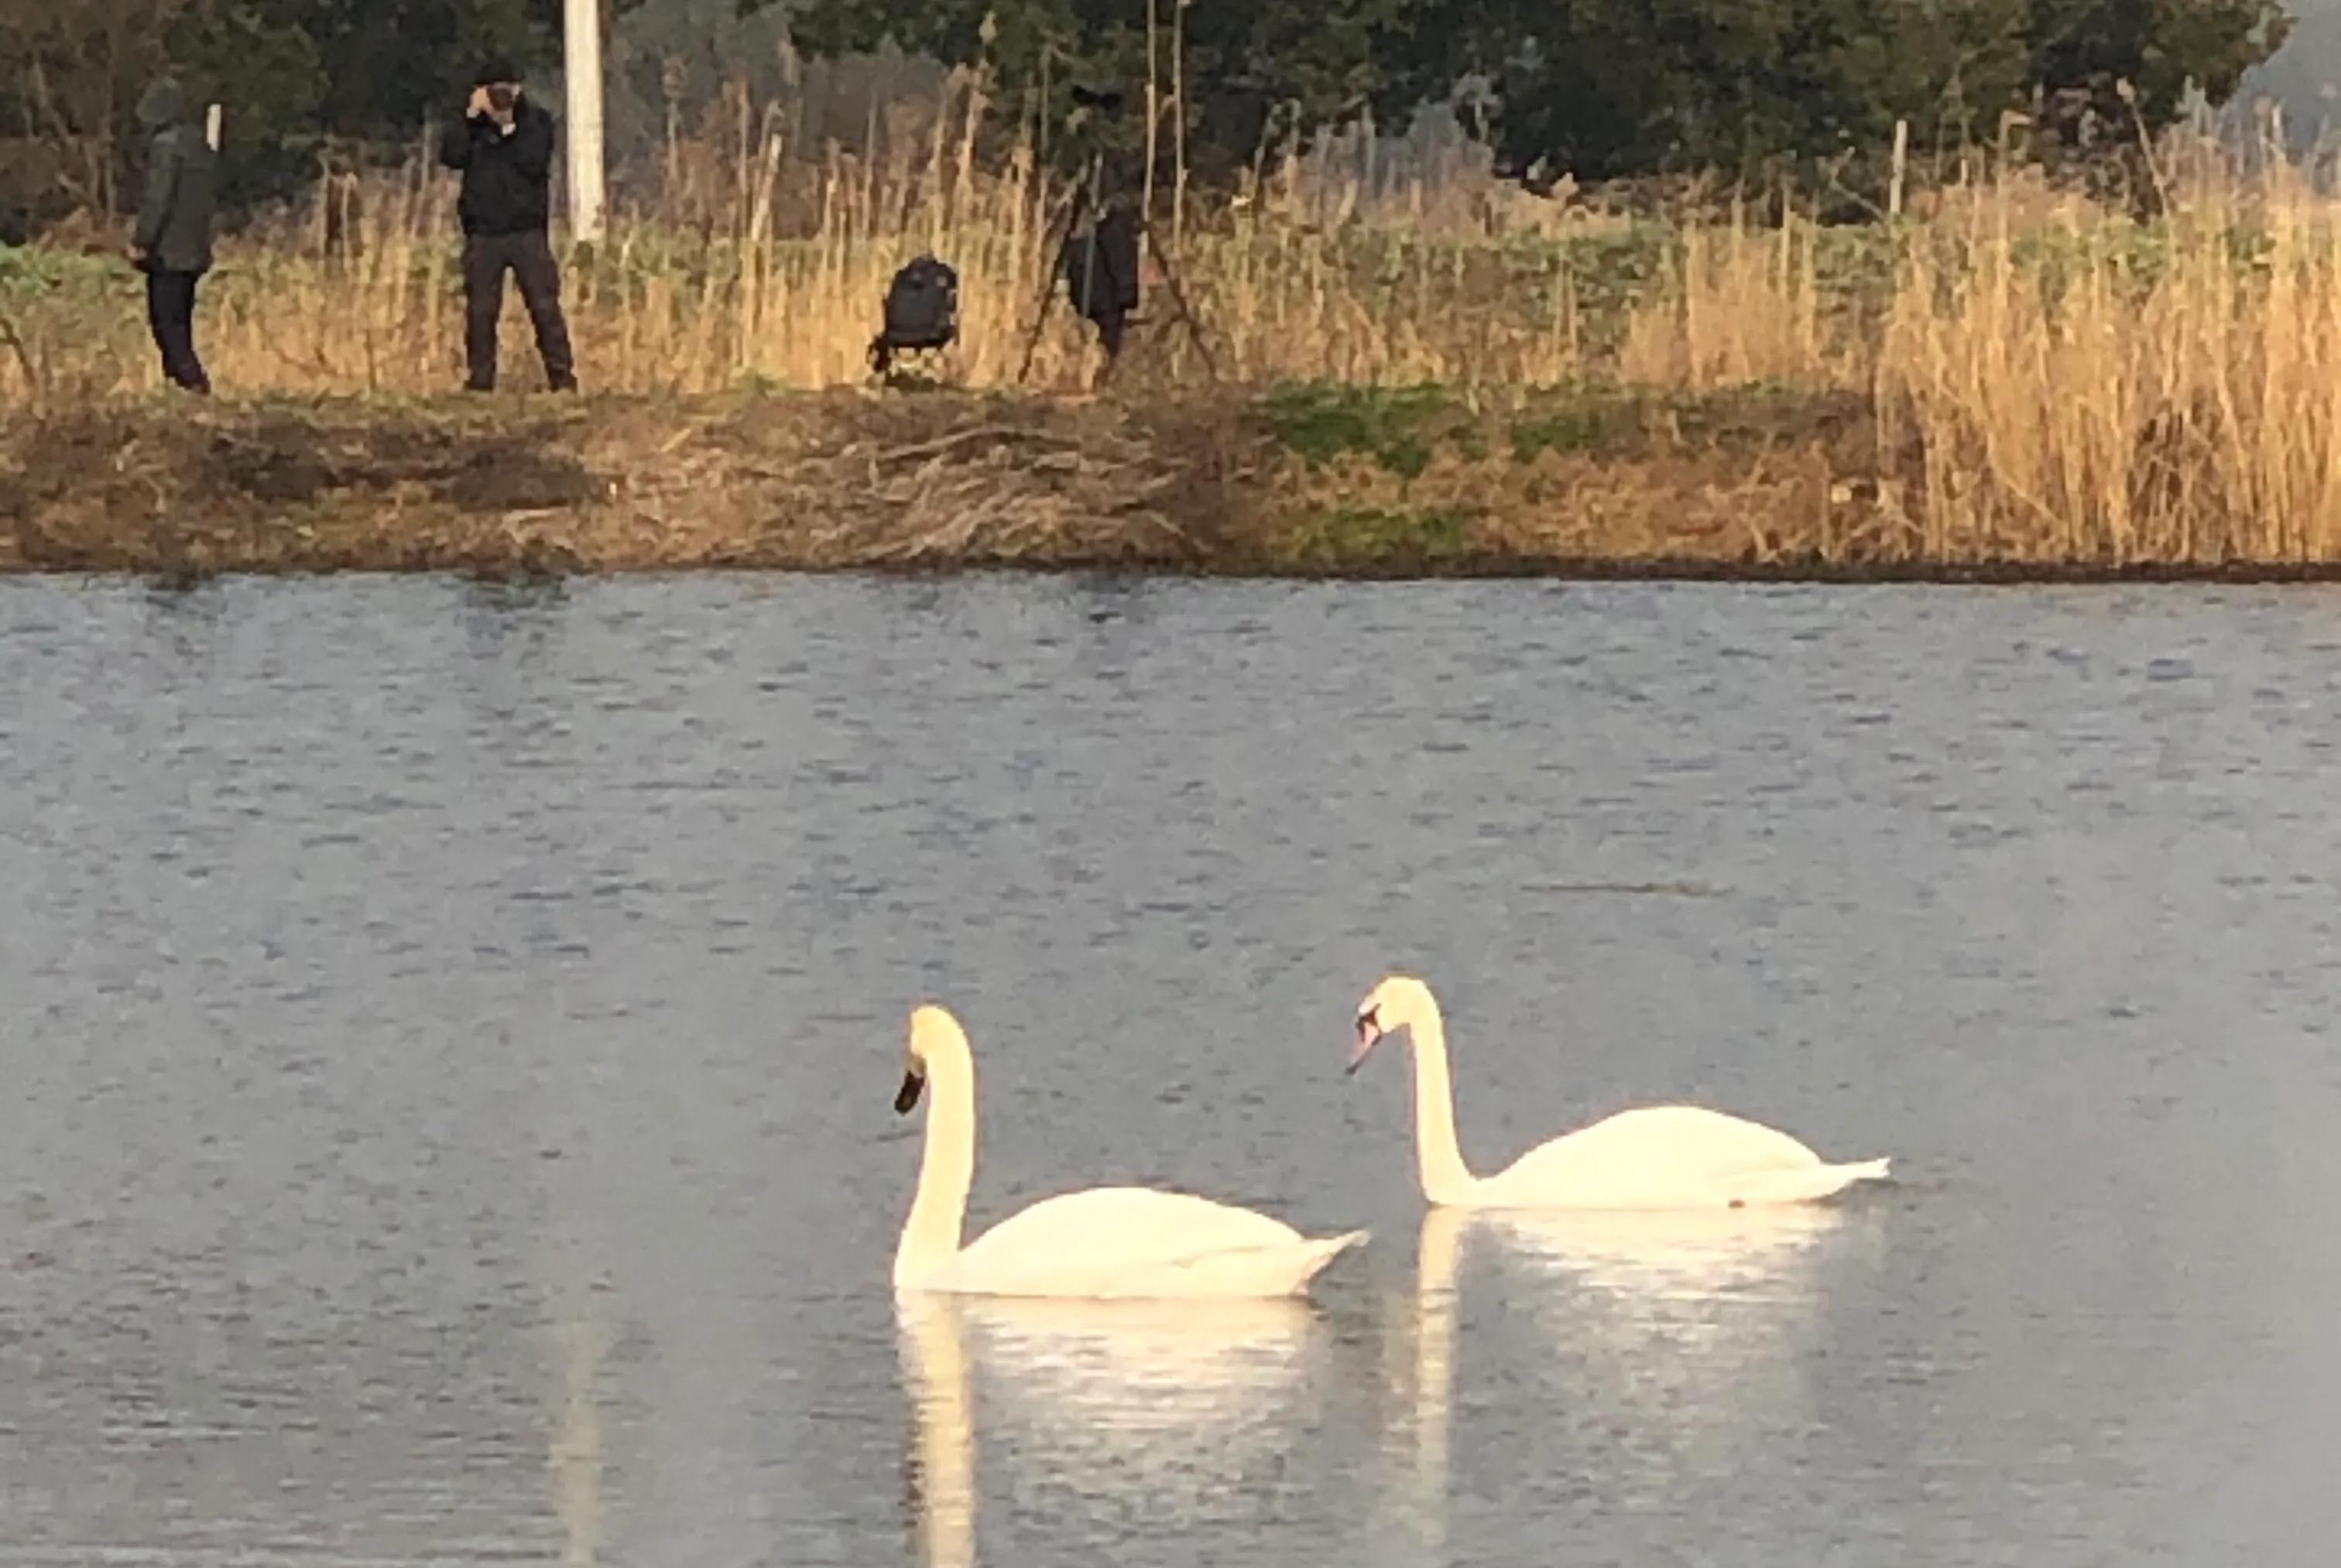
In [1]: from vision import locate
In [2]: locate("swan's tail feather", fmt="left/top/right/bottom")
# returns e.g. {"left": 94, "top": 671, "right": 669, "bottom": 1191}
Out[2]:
{"left": 1288, "top": 1229, "right": 1370, "bottom": 1292}
{"left": 1309, "top": 1229, "right": 1370, "bottom": 1269}
{"left": 1732, "top": 1156, "right": 1891, "bottom": 1206}
{"left": 1086, "top": 1229, "right": 1369, "bottom": 1299}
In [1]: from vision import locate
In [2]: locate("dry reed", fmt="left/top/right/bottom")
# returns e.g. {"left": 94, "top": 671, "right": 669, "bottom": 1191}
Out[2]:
{"left": 1880, "top": 155, "right": 2341, "bottom": 563}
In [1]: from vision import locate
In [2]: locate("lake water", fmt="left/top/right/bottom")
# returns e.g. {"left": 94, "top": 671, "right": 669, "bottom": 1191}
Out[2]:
{"left": 3, "top": 575, "right": 2339, "bottom": 1568}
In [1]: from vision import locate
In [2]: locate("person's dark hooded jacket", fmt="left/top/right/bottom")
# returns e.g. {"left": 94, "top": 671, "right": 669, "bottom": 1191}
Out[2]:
{"left": 132, "top": 79, "right": 217, "bottom": 273}
{"left": 438, "top": 93, "right": 557, "bottom": 237}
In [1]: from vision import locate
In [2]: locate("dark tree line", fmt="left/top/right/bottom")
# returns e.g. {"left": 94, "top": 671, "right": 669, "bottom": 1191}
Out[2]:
{"left": 761, "top": 0, "right": 2291, "bottom": 189}
{"left": 0, "top": 0, "right": 2296, "bottom": 236}
{"left": 1, "top": 0, "right": 553, "bottom": 229}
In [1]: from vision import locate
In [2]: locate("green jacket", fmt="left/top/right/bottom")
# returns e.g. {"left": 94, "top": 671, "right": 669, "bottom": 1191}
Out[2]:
{"left": 132, "top": 80, "right": 217, "bottom": 274}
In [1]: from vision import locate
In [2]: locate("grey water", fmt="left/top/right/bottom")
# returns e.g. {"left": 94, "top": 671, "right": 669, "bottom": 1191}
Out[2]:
{"left": 3, "top": 574, "right": 2339, "bottom": 1568}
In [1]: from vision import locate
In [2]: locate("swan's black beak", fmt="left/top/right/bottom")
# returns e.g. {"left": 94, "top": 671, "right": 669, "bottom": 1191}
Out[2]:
{"left": 894, "top": 1068, "right": 925, "bottom": 1114}
{"left": 1347, "top": 1006, "right": 1384, "bottom": 1075}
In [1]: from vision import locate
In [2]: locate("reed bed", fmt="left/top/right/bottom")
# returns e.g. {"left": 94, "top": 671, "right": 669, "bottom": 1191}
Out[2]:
{"left": 1881, "top": 156, "right": 2341, "bottom": 562}
{"left": 13, "top": 80, "right": 2341, "bottom": 567}
{"left": 0, "top": 75, "right": 1840, "bottom": 405}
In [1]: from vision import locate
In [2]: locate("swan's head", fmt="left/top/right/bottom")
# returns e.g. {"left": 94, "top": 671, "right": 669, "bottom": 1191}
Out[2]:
{"left": 898, "top": 1004, "right": 966, "bottom": 1114}
{"left": 1348, "top": 974, "right": 1437, "bottom": 1073}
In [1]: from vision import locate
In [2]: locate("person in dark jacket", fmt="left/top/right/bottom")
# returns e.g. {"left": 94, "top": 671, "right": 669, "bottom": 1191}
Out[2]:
{"left": 437, "top": 58, "right": 576, "bottom": 392}
{"left": 129, "top": 77, "right": 217, "bottom": 395}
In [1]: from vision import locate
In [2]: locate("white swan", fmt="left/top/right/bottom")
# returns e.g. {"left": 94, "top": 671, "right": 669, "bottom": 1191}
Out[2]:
{"left": 893, "top": 1004, "right": 1366, "bottom": 1297}
{"left": 1348, "top": 975, "right": 1890, "bottom": 1209}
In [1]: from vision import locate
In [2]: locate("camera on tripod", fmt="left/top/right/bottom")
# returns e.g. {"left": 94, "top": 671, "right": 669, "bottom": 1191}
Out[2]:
{"left": 1015, "top": 83, "right": 1215, "bottom": 385}
{"left": 863, "top": 80, "right": 1215, "bottom": 389}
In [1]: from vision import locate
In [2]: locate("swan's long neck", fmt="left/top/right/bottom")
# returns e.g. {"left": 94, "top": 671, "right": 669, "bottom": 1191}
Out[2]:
{"left": 1407, "top": 1003, "right": 1479, "bottom": 1206}
{"left": 896, "top": 1036, "right": 975, "bottom": 1288}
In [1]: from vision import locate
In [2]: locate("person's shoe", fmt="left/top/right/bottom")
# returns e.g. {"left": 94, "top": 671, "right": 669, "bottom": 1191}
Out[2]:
{"left": 547, "top": 374, "right": 578, "bottom": 393}
{"left": 464, "top": 379, "right": 495, "bottom": 394}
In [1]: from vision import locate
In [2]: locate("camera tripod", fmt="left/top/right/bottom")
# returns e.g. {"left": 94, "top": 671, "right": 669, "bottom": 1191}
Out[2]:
{"left": 1013, "top": 152, "right": 1218, "bottom": 385}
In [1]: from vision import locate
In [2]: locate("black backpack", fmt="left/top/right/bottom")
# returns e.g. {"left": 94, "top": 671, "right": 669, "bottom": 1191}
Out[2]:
{"left": 870, "top": 255, "right": 959, "bottom": 374}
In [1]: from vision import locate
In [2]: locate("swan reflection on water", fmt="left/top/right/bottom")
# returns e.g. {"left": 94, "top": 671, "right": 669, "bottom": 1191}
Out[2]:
{"left": 545, "top": 1292, "right": 605, "bottom": 1568}
{"left": 1479, "top": 1199, "right": 1849, "bottom": 1418}
{"left": 895, "top": 1291, "right": 1323, "bottom": 1566}
{"left": 1382, "top": 1202, "right": 1857, "bottom": 1555}
{"left": 897, "top": 1293, "right": 978, "bottom": 1568}
{"left": 1477, "top": 1200, "right": 1844, "bottom": 1303}
{"left": 896, "top": 1202, "right": 1861, "bottom": 1566}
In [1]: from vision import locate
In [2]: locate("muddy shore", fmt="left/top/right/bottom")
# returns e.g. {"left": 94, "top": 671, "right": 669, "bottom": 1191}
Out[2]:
{"left": 6, "top": 385, "right": 2339, "bottom": 583}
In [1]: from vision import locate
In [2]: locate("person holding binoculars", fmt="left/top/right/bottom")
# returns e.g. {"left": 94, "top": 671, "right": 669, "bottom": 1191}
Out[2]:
{"left": 437, "top": 58, "right": 578, "bottom": 393}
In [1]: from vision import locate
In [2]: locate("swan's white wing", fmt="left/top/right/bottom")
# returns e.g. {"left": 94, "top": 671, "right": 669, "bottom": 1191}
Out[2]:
{"left": 950, "top": 1186, "right": 1349, "bottom": 1298}
{"left": 969, "top": 1186, "right": 1306, "bottom": 1258}
{"left": 1484, "top": 1104, "right": 1860, "bottom": 1209}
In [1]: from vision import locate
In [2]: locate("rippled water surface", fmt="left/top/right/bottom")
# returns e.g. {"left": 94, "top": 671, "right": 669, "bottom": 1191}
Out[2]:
{"left": 5, "top": 576, "right": 2339, "bottom": 1567}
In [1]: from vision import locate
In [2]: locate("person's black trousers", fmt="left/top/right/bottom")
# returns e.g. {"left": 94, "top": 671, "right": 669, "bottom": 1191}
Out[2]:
{"left": 462, "top": 229, "right": 576, "bottom": 391}
{"left": 144, "top": 268, "right": 210, "bottom": 393}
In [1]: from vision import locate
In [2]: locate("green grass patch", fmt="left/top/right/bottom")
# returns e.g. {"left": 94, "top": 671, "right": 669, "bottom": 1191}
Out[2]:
{"left": 1506, "top": 382, "right": 1863, "bottom": 461}
{"left": 1259, "top": 379, "right": 1855, "bottom": 474}
{"left": 1509, "top": 391, "right": 1645, "bottom": 460}
{"left": 0, "top": 243, "right": 122, "bottom": 302}
{"left": 1259, "top": 382, "right": 1462, "bottom": 477}
{"left": 1280, "top": 502, "right": 1479, "bottom": 567}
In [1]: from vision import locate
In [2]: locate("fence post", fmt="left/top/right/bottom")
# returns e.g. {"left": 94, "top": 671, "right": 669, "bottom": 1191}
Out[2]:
{"left": 1890, "top": 118, "right": 1908, "bottom": 218}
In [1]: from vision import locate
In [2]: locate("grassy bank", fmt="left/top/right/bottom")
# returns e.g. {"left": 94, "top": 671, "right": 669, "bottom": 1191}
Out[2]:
{"left": 0, "top": 384, "right": 1834, "bottom": 577}
{"left": 9, "top": 378, "right": 2341, "bottom": 582}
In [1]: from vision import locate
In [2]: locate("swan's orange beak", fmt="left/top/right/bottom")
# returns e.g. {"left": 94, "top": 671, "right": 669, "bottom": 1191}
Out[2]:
{"left": 894, "top": 1067, "right": 925, "bottom": 1114}
{"left": 1347, "top": 1007, "right": 1384, "bottom": 1074}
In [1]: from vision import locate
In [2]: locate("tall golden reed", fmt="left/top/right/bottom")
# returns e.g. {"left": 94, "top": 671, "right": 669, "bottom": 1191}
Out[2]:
{"left": 1880, "top": 152, "right": 2341, "bottom": 563}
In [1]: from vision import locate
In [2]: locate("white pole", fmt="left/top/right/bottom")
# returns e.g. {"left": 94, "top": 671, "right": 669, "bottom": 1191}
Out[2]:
{"left": 1889, "top": 118, "right": 1907, "bottom": 218}
{"left": 204, "top": 102, "right": 222, "bottom": 151}
{"left": 563, "top": 0, "right": 606, "bottom": 242}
